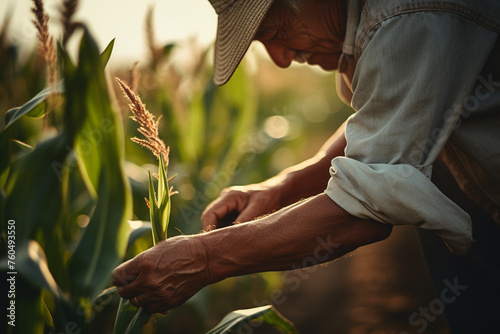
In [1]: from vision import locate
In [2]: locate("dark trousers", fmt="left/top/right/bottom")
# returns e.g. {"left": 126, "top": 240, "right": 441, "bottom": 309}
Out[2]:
{"left": 419, "top": 160, "right": 500, "bottom": 334}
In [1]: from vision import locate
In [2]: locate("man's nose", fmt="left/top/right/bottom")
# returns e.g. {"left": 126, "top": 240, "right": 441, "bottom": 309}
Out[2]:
{"left": 262, "top": 43, "right": 295, "bottom": 68}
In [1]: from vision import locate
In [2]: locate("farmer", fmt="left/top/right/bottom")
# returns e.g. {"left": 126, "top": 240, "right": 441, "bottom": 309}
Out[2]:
{"left": 113, "top": 0, "right": 500, "bottom": 330}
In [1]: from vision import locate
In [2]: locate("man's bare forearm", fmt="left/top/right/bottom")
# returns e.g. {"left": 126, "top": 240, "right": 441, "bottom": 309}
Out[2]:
{"left": 198, "top": 193, "right": 392, "bottom": 283}
{"left": 270, "top": 121, "right": 347, "bottom": 207}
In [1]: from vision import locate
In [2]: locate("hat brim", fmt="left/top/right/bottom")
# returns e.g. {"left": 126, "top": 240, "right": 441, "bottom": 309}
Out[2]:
{"left": 213, "top": 0, "right": 274, "bottom": 86}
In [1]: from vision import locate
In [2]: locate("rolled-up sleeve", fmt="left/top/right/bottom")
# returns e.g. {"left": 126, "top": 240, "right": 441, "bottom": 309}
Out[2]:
{"left": 325, "top": 12, "right": 499, "bottom": 254}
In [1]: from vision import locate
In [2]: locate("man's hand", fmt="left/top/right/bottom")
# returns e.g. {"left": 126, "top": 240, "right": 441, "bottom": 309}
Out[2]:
{"left": 112, "top": 235, "right": 211, "bottom": 314}
{"left": 201, "top": 122, "right": 348, "bottom": 231}
{"left": 201, "top": 183, "right": 284, "bottom": 231}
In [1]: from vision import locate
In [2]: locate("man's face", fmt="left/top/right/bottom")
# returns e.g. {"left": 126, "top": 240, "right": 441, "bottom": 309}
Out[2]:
{"left": 254, "top": 0, "right": 346, "bottom": 71}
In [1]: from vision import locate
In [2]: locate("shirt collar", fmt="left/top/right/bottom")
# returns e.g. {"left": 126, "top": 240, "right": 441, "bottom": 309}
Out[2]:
{"left": 338, "top": 0, "right": 362, "bottom": 73}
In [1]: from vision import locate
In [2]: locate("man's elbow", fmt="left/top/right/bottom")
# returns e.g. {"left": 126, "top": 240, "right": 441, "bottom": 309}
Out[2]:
{"left": 346, "top": 217, "right": 393, "bottom": 247}
{"left": 371, "top": 221, "right": 393, "bottom": 242}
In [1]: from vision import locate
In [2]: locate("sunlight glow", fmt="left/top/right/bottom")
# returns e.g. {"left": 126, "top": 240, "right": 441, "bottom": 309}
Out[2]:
{"left": 264, "top": 115, "right": 290, "bottom": 139}
{"left": 2, "top": 0, "right": 217, "bottom": 65}
{"left": 129, "top": 220, "right": 145, "bottom": 230}
{"left": 77, "top": 215, "right": 90, "bottom": 228}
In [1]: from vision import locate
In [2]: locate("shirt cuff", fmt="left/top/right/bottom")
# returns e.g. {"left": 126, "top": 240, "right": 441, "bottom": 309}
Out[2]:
{"left": 325, "top": 156, "right": 473, "bottom": 254}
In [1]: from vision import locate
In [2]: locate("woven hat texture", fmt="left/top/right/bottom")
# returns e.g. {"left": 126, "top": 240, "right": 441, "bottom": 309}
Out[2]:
{"left": 209, "top": 0, "right": 274, "bottom": 85}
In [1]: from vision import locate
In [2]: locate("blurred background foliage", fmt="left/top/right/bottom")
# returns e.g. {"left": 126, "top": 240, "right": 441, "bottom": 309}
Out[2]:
{"left": 0, "top": 3, "right": 352, "bottom": 333}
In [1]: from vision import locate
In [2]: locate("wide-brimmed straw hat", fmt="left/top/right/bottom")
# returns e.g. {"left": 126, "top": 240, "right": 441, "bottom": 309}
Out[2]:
{"left": 209, "top": 0, "right": 275, "bottom": 86}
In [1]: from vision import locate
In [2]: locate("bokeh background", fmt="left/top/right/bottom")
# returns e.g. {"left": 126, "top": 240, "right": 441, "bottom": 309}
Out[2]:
{"left": 1, "top": 0, "right": 449, "bottom": 333}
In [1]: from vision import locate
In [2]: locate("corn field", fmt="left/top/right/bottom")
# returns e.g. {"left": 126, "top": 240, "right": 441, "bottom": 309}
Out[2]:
{"left": 0, "top": 1, "right": 350, "bottom": 333}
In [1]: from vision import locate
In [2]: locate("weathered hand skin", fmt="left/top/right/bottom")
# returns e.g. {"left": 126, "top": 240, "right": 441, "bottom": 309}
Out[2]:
{"left": 112, "top": 235, "right": 210, "bottom": 313}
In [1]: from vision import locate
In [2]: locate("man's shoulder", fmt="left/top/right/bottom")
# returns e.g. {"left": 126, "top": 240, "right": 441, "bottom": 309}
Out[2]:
{"left": 361, "top": 0, "right": 500, "bottom": 33}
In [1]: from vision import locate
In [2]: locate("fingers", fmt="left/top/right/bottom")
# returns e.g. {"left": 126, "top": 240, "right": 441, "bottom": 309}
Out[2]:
{"left": 201, "top": 210, "right": 220, "bottom": 231}
{"left": 201, "top": 201, "right": 220, "bottom": 230}
{"left": 127, "top": 289, "right": 185, "bottom": 313}
{"left": 112, "top": 236, "right": 209, "bottom": 315}
{"left": 234, "top": 192, "right": 279, "bottom": 223}
{"left": 128, "top": 294, "right": 168, "bottom": 313}
{"left": 127, "top": 298, "right": 171, "bottom": 314}
{"left": 116, "top": 273, "right": 146, "bottom": 299}
{"left": 126, "top": 291, "right": 168, "bottom": 312}
{"left": 201, "top": 192, "right": 248, "bottom": 231}
{"left": 218, "top": 210, "right": 241, "bottom": 227}
{"left": 112, "top": 259, "right": 140, "bottom": 287}
{"left": 112, "top": 256, "right": 148, "bottom": 303}
{"left": 236, "top": 201, "right": 262, "bottom": 223}
{"left": 141, "top": 290, "right": 188, "bottom": 313}
{"left": 203, "top": 207, "right": 243, "bottom": 230}
{"left": 129, "top": 295, "right": 143, "bottom": 308}
{"left": 201, "top": 184, "right": 284, "bottom": 231}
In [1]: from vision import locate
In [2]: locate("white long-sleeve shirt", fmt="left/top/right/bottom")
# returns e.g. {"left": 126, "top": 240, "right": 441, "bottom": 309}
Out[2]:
{"left": 326, "top": 0, "right": 500, "bottom": 255}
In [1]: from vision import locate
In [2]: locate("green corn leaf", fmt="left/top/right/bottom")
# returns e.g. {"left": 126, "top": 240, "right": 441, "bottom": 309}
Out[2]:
{"left": 67, "top": 29, "right": 132, "bottom": 301}
{"left": 0, "top": 129, "right": 11, "bottom": 190}
{"left": 113, "top": 298, "right": 151, "bottom": 334}
{"left": 125, "top": 307, "right": 153, "bottom": 334}
{"left": 72, "top": 36, "right": 120, "bottom": 198}
{"left": 4, "top": 241, "right": 78, "bottom": 333}
{"left": 42, "top": 298, "right": 54, "bottom": 329}
{"left": 4, "top": 134, "right": 69, "bottom": 245}
{"left": 1, "top": 239, "right": 61, "bottom": 334}
{"left": 121, "top": 220, "right": 153, "bottom": 266}
{"left": 0, "top": 187, "right": 4, "bottom": 220}
{"left": 14, "top": 241, "right": 60, "bottom": 297}
{"left": 157, "top": 157, "right": 166, "bottom": 206}
{"left": 68, "top": 168, "right": 131, "bottom": 299}
{"left": 3, "top": 42, "right": 84, "bottom": 309}
{"left": 3, "top": 80, "right": 64, "bottom": 129}
{"left": 100, "top": 38, "right": 115, "bottom": 69}
{"left": 126, "top": 220, "right": 152, "bottom": 249}
{"left": 113, "top": 298, "right": 140, "bottom": 334}
{"left": 95, "top": 286, "right": 117, "bottom": 304}
{"left": 162, "top": 43, "right": 175, "bottom": 57}
{"left": 26, "top": 101, "right": 47, "bottom": 118}
{"left": 148, "top": 156, "right": 171, "bottom": 245}
{"left": 11, "top": 139, "right": 33, "bottom": 152}
{"left": 156, "top": 154, "right": 171, "bottom": 241}
{"left": 206, "top": 305, "right": 299, "bottom": 334}
{"left": 148, "top": 169, "right": 161, "bottom": 245}
{"left": 0, "top": 240, "right": 62, "bottom": 298}
{"left": 5, "top": 39, "right": 115, "bottom": 133}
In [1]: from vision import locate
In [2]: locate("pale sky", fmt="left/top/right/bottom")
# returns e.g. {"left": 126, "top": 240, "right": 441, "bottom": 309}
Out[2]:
{"left": 1, "top": 0, "right": 218, "bottom": 66}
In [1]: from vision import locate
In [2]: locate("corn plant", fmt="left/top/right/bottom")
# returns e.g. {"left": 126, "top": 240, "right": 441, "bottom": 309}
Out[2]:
{"left": 0, "top": 1, "right": 298, "bottom": 333}
{"left": 1, "top": 1, "right": 132, "bottom": 333}
{"left": 112, "top": 78, "right": 174, "bottom": 333}
{"left": 0, "top": 30, "right": 130, "bottom": 334}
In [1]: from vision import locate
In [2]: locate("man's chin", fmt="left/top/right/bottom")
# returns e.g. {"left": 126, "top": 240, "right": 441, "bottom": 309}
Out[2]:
{"left": 307, "top": 55, "right": 340, "bottom": 71}
{"left": 318, "top": 64, "right": 337, "bottom": 71}
{"left": 307, "top": 62, "right": 337, "bottom": 71}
